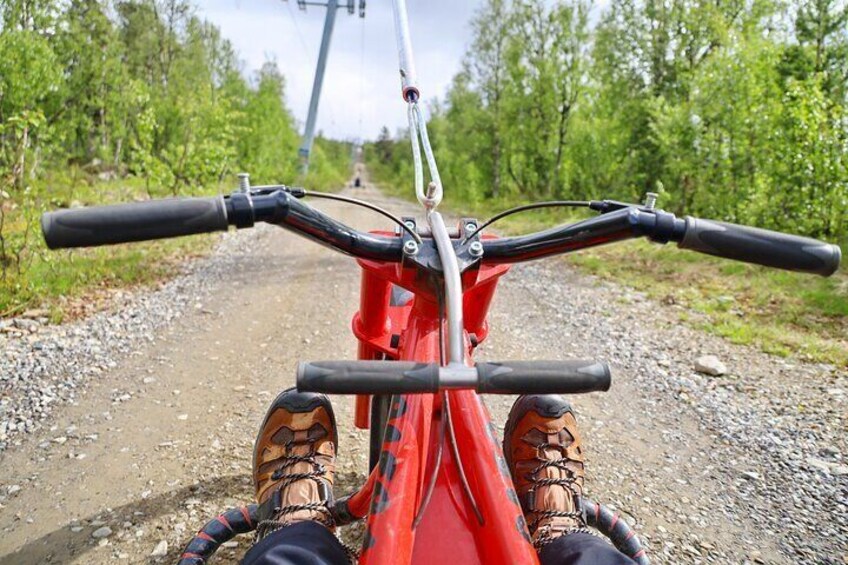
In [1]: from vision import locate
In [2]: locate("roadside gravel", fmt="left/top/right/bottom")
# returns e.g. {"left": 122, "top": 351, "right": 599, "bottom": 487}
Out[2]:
{"left": 0, "top": 230, "right": 255, "bottom": 451}
{"left": 0, "top": 185, "right": 844, "bottom": 564}
{"left": 489, "top": 262, "right": 847, "bottom": 562}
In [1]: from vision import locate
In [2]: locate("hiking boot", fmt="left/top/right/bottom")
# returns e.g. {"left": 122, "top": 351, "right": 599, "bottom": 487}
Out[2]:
{"left": 252, "top": 387, "right": 337, "bottom": 538}
{"left": 503, "top": 394, "right": 589, "bottom": 548}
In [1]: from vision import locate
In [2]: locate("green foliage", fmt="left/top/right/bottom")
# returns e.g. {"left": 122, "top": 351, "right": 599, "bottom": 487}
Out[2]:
{"left": 237, "top": 62, "right": 299, "bottom": 183}
{"left": 368, "top": 0, "right": 848, "bottom": 243}
{"left": 305, "top": 136, "right": 354, "bottom": 192}
{"left": 0, "top": 0, "right": 351, "bottom": 313}
{"left": 0, "top": 30, "right": 60, "bottom": 118}
{"left": 364, "top": 0, "right": 847, "bottom": 365}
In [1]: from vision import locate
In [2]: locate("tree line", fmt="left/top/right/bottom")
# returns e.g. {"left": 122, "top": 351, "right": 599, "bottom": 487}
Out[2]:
{"left": 0, "top": 0, "right": 350, "bottom": 279}
{"left": 369, "top": 0, "right": 848, "bottom": 241}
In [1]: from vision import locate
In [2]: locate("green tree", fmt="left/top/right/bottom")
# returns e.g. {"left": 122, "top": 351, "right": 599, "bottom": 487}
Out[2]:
{"left": 467, "top": 0, "right": 510, "bottom": 197}
{"left": 795, "top": 0, "right": 848, "bottom": 102}
{"left": 501, "top": 0, "right": 589, "bottom": 197}
{"left": 237, "top": 61, "right": 299, "bottom": 182}
{"left": 0, "top": 29, "right": 61, "bottom": 274}
{"left": 53, "top": 0, "right": 129, "bottom": 166}
{"left": 373, "top": 0, "right": 848, "bottom": 242}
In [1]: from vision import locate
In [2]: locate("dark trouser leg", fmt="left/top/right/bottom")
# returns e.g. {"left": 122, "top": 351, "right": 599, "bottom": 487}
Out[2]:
{"left": 241, "top": 522, "right": 349, "bottom": 565}
{"left": 538, "top": 532, "right": 637, "bottom": 565}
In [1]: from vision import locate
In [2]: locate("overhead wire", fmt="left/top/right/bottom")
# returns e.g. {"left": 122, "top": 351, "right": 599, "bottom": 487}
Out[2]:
{"left": 283, "top": 0, "right": 339, "bottom": 138}
{"left": 357, "top": 12, "right": 366, "bottom": 143}
{"left": 285, "top": 0, "right": 313, "bottom": 62}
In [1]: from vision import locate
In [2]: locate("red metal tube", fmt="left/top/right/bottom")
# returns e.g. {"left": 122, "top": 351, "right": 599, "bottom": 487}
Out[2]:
{"left": 354, "top": 267, "right": 393, "bottom": 428}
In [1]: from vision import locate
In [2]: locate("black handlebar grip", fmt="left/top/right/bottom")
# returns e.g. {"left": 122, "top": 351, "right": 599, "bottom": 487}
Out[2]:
{"left": 297, "top": 361, "right": 440, "bottom": 394}
{"left": 678, "top": 217, "right": 841, "bottom": 277}
{"left": 41, "top": 196, "right": 229, "bottom": 249}
{"left": 475, "top": 360, "right": 611, "bottom": 394}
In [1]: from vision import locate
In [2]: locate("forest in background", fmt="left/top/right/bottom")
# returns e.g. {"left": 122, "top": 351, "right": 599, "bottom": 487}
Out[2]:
{"left": 367, "top": 0, "right": 847, "bottom": 365}
{"left": 0, "top": 0, "right": 352, "bottom": 314}
{"left": 369, "top": 0, "right": 848, "bottom": 242}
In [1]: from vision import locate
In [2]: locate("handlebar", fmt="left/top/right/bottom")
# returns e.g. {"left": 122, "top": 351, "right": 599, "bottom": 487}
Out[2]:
{"left": 41, "top": 190, "right": 405, "bottom": 261}
{"left": 482, "top": 207, "right": 840, "bottom": 276}
{"left": 41, "top": 196, "right": 229, "bottom": 249}
{"left": 678, "top": 217, "right": 841, "bottom": 277}
{"left": 296, "top": 359, "right": 611, "bottom": 395}
{"left": 40, "top": 189, "right": 841, "bottom": 276}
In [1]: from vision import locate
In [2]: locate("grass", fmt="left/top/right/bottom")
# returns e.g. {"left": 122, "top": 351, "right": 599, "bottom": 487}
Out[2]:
{"left": 1, "top": 159, "right": 355, "bottom": 322}
{"left": 1, "top": 235, "right": 215, "bottom": 322}
{"left": 0, "top": 174, "right": 221, "bottom": 321}
{"left": 369, "top": 173, "right": 848, "bottom": 367}
{"left": 565, "top": 240, "right": 847, "bottom": 367}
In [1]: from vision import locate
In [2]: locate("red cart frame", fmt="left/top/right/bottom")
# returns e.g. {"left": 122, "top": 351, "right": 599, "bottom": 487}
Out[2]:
{"left": 347, "top": 252, "right": 537, "bottom": 565}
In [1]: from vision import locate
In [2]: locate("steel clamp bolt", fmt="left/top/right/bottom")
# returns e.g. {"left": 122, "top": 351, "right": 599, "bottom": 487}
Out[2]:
{"left": 643, "top": 192, "right": 658, "bottom": 210}
{"left": 403, "top": 239, "right": 419, "bottom": 256}
{"left": 469, "top": 241, "right": 484, "bottom": 257}
{"left": 238, "top": 173, "right": 250, "bottom": 193}
{"left": 464, "top": 222, "right": 477, "bottom": 235}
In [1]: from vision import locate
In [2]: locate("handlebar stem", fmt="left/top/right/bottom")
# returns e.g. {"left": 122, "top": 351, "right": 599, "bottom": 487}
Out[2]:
{"left": 429, "top": 211, "right": 466, "bottom": 365}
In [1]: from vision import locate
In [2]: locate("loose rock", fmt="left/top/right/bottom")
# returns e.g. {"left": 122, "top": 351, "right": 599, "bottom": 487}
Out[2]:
{"left": 694, "top": 355, "right": 727, "bottom": 376}
{"left": 150, "top": 540, "right": 168, "bottom": 557}
{"left": 91, "top": 526, "right": 112, "bottom": 539}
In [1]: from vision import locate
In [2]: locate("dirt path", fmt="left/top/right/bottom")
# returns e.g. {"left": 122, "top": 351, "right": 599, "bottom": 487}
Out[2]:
{"left": 0, "top": 184, "right": 844, "bottom": 564}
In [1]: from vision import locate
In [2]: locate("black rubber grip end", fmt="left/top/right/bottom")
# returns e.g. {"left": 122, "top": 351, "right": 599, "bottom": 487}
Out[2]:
{"left": 297, "top": 361, "right": 440, "bottom": 394}
{"left": 41, "top": 196, "right": 229, "bottom": 249}
{"left": 476, "top": 360, "right": 611, "bottom": 394}
{"left": 679, "top": 217, "right": 841, "bottom": 277}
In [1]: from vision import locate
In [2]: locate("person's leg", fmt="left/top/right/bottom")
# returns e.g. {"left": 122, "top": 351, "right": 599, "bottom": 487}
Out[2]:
{"left": 242, "top": 387, "right": 346, "bottom": 565}
{"left": 503, "top": 395, "right": 635, "bottom": 565}
{"left": 242, "top": 521, "right": 349, "bottom": 565}
{"left": 538, "top": 532, "right": 636, "bottom": 565}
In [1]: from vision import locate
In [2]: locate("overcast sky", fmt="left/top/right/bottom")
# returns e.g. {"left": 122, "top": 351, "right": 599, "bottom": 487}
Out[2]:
{"left": 201, "top": 0, "right": 483, "bottom": 142}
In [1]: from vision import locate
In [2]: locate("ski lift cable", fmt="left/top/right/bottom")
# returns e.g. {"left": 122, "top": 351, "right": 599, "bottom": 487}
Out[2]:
{"left": 285, "top": 0, "right": 315, "bottom": 67}
{"left": 357, "top": 14, "right": 366, "bottom": 142}
{"left": 283, "top": 0, "right": 338, "bottom": 135}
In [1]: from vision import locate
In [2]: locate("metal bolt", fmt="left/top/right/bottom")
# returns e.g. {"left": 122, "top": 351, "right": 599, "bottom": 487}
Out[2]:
{"left": 403, "top": 240, "right": 419, "bottom": 256}
{"left": 643, "top": 192, "right": 658, "bottom": 210}
{"left": 464, "top": 222, "right": 477, "bottom": 234}
{"left": 469, "top": 241, "right": 484, "bottom": 257}
{"left": 238, "top": 173, "right": 250, "bottom": 193}
{"left": 404, "top": 220, "right": 415, "bottom": 230}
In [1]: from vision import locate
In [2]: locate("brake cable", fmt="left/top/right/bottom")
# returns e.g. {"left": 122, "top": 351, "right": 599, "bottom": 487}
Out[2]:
{"left": 463, "top": 200, "right": 593, "bottom": 242}
{"left": 293, "top": 189, "right": 423, "bottom": 244}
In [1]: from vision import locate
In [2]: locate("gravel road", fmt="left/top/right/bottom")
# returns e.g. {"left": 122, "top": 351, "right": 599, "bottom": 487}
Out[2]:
{"left": 0, "top": 184, "right": 845, "bottom": 564}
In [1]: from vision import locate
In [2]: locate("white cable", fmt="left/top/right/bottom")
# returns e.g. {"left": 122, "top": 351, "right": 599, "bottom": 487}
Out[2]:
{"left": 392, "top": 0, "right": 442, "bottom": 211}
{"left": 407, "top": 103, "right": 425, "bottom": 206}
{"left": 391, "top": 0, "right": 419, "bottom": 100}
{"left": 413, "top": 104, "right": 443, "bottom": 207}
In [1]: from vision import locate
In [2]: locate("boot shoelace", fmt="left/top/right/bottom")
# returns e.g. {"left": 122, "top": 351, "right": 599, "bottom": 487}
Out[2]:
{"left": 528, "top": 449, "right": 592, "bottom": 550}
{"left": 255, "top": 443, "right": 360, "bottom": 563}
